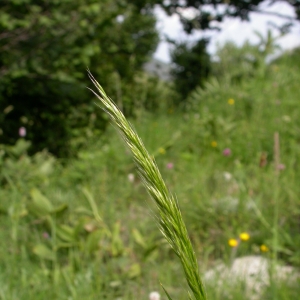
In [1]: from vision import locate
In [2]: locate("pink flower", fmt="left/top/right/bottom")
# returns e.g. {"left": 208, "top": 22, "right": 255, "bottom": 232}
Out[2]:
{"left": 19, "top": 127, "right": 26, "bottom": 137}
{"left": 277, "top": 164, "right": 285, "bottom": 170}
{"left": 166, "top": 162, "right": 174, "bottom": 169}
{"left": 223, "top": 148, "right": 231, "bottom": 156}
{"left": 42, "top": 232, "right": 50, "bottom": 239}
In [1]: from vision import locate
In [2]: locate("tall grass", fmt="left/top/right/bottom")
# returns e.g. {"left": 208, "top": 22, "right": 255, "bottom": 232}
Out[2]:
{"left": 1, "top": 46, "right": 300, "bottom": 300}
{"left": 88, "top": 71, "right": 207, "bottom": 300}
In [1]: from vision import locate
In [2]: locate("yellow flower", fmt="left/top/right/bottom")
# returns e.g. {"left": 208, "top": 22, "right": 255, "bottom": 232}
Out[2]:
{"left": 158, "top": 147, "right": 166, "bottom": 155}
{"left": 211, "top": 141, "right": 217, "bottom": 148}
{"left": 228, "top": 98, "right": 235, "bottom": 105}
{"left": 239, "top": 232, "right": 250, "bottom": 241}
{"left": 228, "top": 239, "right": 239, "bottom": 247}
{"left": 260, "top": 244, "right": 269, "bottom": 252}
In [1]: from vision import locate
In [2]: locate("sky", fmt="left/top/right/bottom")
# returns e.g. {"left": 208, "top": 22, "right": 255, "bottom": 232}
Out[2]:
{"left": 153, "top": 1, "right": 300, "bottom": 62}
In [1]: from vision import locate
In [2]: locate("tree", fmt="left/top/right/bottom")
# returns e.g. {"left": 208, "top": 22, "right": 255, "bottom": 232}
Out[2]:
{"left": 0, "top": 0, "right": 158, "bottom": 81}
{"left": 0, "top": 0, "right": 159, "bottom": 156}
{"left": 160, "top": 0, "right": 300, "bottom": 33}
{"left": 171, "top": 39, "right": 211, "bottom": 102}
{"left": 163, "top": 0, "right": 298, "bottom": 102}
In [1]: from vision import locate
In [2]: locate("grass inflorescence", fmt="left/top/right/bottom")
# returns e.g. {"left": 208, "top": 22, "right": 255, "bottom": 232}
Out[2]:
{"left": 88, "top": 71, "right": 207, "bottom": 300}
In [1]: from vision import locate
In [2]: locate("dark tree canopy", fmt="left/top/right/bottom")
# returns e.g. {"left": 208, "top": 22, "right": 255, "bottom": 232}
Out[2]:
{"left": 160, "top": 0, "right": 300, "bottom": 33}
{"left": 0, "top": 0, "right": 158, "bottom": 81}
{"left": 0, "top": 0, "right": 159, "bottom": 156}
{"left": 171, "top": 39, "right": 211, "bottom": 101}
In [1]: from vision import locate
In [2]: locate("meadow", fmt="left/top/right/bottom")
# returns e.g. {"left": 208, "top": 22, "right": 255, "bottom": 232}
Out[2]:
{"left": 0, "top": 47, "right": 300, "bottom": 300}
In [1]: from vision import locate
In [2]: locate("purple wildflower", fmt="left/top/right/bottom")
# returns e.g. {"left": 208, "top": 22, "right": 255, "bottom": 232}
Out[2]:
{"left": 42, "top": 232, "right": 50, "bottom": 239}
{"left": 223, "top": 148, "right": 231, "bottom": 156}
{"left": 19, "top": 127, "right": 26, "bottom": 137}
{"left": 166, "top": 162, "right": 174, "bottom": 169}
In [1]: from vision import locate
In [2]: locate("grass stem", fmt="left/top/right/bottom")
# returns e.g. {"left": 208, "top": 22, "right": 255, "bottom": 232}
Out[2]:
{"left": 88, "top": 71, "right": 207, "bottom": 300}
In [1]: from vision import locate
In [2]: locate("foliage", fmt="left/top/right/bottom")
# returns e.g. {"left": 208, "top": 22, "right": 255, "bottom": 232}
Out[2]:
{"left": 171, "top": 38, "right": 211, "bottom": 102}
{"left": 160, "top": 0, "right": 300, "bottom": 32}
{"left": 104, "top": 70, "right": 179, "bottom": 118}
{"left": 0, "top": 0, "right": 159, "bottom": 156}
{"left": 212, "top": 30, "right": 282, "bottom": 83}
{"left": 1, "top": 43, "right": 300, "bottom": 299}
{"left": 0, "top": 77, "right": 104, "bottom": 157}
{"left": 0, "top": 0, "right": 158, "bottom": 81}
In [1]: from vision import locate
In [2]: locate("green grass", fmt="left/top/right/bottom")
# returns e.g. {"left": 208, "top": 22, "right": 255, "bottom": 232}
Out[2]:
{"left": 0, "top": 50, "right": 300, "bottom": 299}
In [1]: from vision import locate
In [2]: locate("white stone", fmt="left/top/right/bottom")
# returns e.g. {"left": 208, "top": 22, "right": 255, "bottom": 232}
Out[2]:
{"left": 204, "top": 255, "right": 297, "bottom": 300}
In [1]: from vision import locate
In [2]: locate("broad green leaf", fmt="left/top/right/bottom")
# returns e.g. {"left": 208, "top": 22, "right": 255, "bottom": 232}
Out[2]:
{"left": 82, "top": 187, "right": 103, "bottom": 222}
{"left": 85, "top": 229, "right": 104, "bottom": 254}
{"left": 74, "top": 206, "right": 93, "bottom": 216}
{"left": 132, "top": 228, "right": 147, "bottom": 248}
{"left": 56, "top": 225, "right": 76, "bottom": 243}
{"left": 127, "top": 263, "right": 141, "bottom": 279}
{"left": 29, "top": 188, "right": 53, "bottom": 217}
{"left": 33, "top": 244, "right": 55, "bottom": 261}
{"left": 52, "top": 203, "right": 68, "bottom": 215}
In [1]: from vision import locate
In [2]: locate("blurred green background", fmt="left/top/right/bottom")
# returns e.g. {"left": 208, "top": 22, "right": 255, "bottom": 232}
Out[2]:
{"left": 1, "top": 0, "right": 300, "bottom": 299}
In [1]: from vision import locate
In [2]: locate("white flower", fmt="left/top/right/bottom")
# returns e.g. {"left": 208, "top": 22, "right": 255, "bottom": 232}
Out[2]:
{"left": 128, "top": 173, "right": 135, "bottom": 183}
{"left": 223, "top": 172, "right": 232, "bottom": 181}
{"left": 149, "top": 291, "right": 160, "bottom": 300}
{"left": 282, "top": 115, "right": 291, "bottom": 123}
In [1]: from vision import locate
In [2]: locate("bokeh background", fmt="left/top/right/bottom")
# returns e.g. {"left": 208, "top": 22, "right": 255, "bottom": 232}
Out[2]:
{"left": 1, "top": 1, "right": 300, "bottom": 299}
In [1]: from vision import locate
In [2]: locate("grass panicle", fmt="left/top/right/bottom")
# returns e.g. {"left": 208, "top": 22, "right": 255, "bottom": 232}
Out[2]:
{"left": 88, "top": 71, "right": 207, "bottom": 300}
